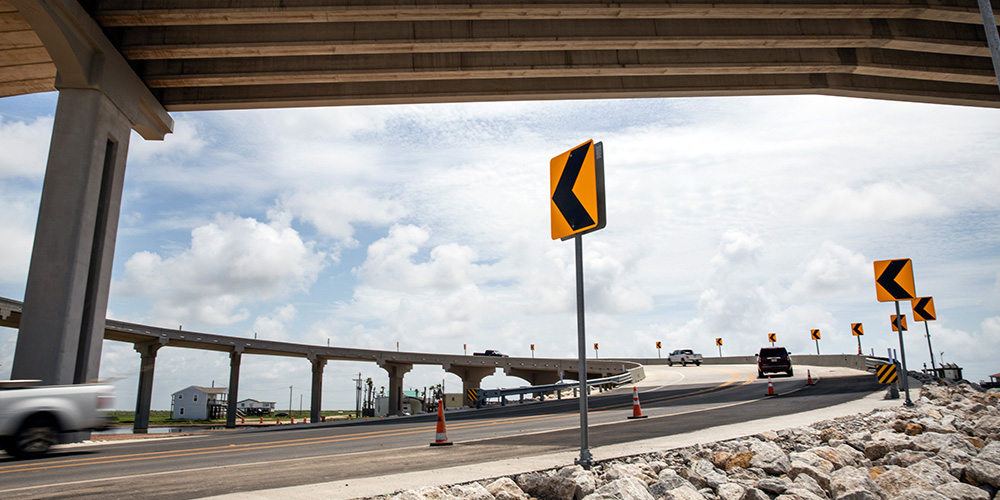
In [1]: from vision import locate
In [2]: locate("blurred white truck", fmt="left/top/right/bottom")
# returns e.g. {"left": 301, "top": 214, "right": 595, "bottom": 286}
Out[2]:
{"left": 0, "top": 380, "right": 115, "bottom": 458}
{"left": 667, "top": 349, "right": 703, "bottom": 366}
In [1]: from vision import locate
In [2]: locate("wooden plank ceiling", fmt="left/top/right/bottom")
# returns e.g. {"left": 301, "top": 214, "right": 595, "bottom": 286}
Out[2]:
{"left": 3, "top": 0, "right": 1000, "bottom": 110}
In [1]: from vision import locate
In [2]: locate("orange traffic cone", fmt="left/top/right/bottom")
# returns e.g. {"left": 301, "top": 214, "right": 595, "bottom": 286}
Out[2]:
{"left": 627, "top": 386, "right": 648, "bottom": 419}
{"left": 290, "top": 416, "right": 295, "bottom": 424}
{"left": 807, "top": 370, "right": 815, "bottom": 385}
{"left": 276, "top": 417, "right": 281, "bottom": 424}
{"left": 240, "top": 416, "right": 245, "bottom": 424}
{"left": 260, "top": 416, "right": 264, "bottom": 424}
{"left": 766, "top": 375, "right": 777, "bottom": 396}
{"left": 430, "top": 399, "right": 453, "bottom": 446}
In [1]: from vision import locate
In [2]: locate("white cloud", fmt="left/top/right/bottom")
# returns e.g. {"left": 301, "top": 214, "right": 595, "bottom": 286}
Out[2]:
{"left": 789, "top": 241, "right": 868, "bottom": 297}
{"left": 711, "top": 230, "right": 764, "bottom": 270}
{"left": 277, "top": 187, "right": 408, "bottom": 242}
{"left": 114, "top": 213, "right": 327, "bottom": 327}
{"left": 251, "top": 304, "right": 298, "bottom": 341}
{"left": 803, "top": 182, "right": 945, "bottom": 222}
{"left": 353, "top": 224, "right": 479, "bottom": 292}
{"left": 0, "top": 115, "right": 51, "bottom": 179}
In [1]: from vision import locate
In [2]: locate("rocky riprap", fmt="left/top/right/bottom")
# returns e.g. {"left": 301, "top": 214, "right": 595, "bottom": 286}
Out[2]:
{"left": 374, "top": 380, "right": 1000, "bottom": 500}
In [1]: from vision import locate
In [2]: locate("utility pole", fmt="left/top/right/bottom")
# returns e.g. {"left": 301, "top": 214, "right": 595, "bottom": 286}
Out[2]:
{"left": 353, "top": 372, "right": 363, "bottom": 418}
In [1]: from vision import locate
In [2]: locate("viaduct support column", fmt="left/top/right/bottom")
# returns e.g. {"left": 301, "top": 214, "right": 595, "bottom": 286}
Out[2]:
{"left": 226, "top": 348, "right": 243, "bottom": 428}
{"left": 445, "top": 365, "right": 496, "bottom": 407}
{"left": 133, "top": 339, "right": 166, "bottom": 433}
{"left": 12, "top": 89, "right": 133, "bottom": 385}
{"left": 379, "top": 362, "right": 412, "bottom": 416}
{"left": 309, "top": 355, "right": 326, "bottom": 424}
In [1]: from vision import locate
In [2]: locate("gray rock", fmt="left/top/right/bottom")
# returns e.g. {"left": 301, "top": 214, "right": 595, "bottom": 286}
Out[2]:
{"left": 659, "top": 485, "right": 706, "bottom": 500}
{"left": 964, "top": 459, "right": 1000, "bottom": 488}
{"left": 517, "top": 473, "right": 577, "bottom": 500}
{"left": 908, "top": 459, "right": 959, "bottom": 486}
{"left": 789, "top": 461, "right": 832, "bottom": 492}
{"left": 651, "top": 470, "right": 693, "bottom": 498}
{"left": 790, "top": 472, "right": 826, "bottom": 498}
{"left": 392, "top": 486, "right": 458, "bottom": 500}
{"left": 716, "top": 483, "right": 746, "bottom": 500}
{"left": 934, "top": 482, "right": 990, "bottom": 500}
{"left": 449, "top": 483, "right": 494, "bottom": 500}
{"left": 830, "top": 465, "right": 884, "bottom": 500}
{"left": 743, "top": 488, "right": 770, "bottom": 500}
{"left": 750, "top": 441, "right": 791, "bottom": 475}
{"left": 486, "top": 477, "right": 528, "bottom": 500}
{"left": 888, "top": 490, "right": 949, "bottom": 500}
{"left": 886, "top": 451, "right": 932, "bottom": 467}
{"left": 977, "top": 442, "right": 1000, "bottom": 465}
{"left": 756, "top": 477, "right": 790, "bottom": 494}
{"left": 875, "top": 467, "right": 931, "bottom": 498}
{"left": 865, "top": 442, "right": 891, "bottom": 461}
{"left": 777, "top": 488, "right": 827, "bottom": 500}
{"left": 582, "top": 477, "right": 655, "bottom": 500}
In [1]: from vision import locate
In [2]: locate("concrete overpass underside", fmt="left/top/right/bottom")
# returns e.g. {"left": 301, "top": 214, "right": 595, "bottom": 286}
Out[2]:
{"left": 2, "top": 0, "right": 998, "bottom": 110}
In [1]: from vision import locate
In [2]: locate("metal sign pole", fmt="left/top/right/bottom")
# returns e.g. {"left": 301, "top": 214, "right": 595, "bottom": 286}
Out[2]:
{"left": 857, "top": 336, "right": 862, "bottom": 355}
{"left": 815, "top": 339, "right": 820, "bottom": 355}
{"left": 894, "top": 301, "right": 913, "bottom": 406}
{"left": 574, "top": 234, "right": 592, "bottom": 468}
{"left": 924, "top": 321, "right": 936, "bottom": 372}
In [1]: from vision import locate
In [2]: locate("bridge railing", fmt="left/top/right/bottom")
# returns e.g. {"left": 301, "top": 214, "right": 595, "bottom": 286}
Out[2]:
{"left": 477, "top": 369, "right": 636, "bottom": 402}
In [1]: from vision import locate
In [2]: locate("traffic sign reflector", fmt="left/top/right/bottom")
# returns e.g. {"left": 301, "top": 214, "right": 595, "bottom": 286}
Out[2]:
{"left": 891, "top": 314, "right": 908, "bottom": 332}
{"left": 874, "top": 259, "right": 916, "bottom": 302}
{"left": 811, "top": 329, "right": 820, "bottom": 340}
{"left": 876, "top": 364, "right": 899, "bottom": 384}
{"left": 550, "top": 140, "right": 606, "bottom": 240}
{"left": 716, "top": 338, "right": 723, "bottom": 346}
{"left": 851, "top": 323, "right": 864, "bottom": 336}
{"left": 911, "top": 297, "right": 937, "bottom": 322}
{"left": 768, "top": 333, "right": 777, "bottom": 343}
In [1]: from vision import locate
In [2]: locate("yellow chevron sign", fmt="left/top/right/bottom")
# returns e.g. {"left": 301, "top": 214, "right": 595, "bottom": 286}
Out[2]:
{"left": 656, "top": 341, "right": 661, "bottom": 349}
{"left": 911, "top": 297, "right": 937, "bottom": 322}
{"left": 811, "top": 329, "right": 820, "bottom": 340}
{"left": 716, "top": 338, "right": 723, "bottom": 346}
{"left": 851, "top": 323, "right": 864, "bottom": 336}
{"left": 876, "top": 364, "right": 899, "bottom": 384}
{"left": 550, "top": 140, "right": 606, "bottom": 240}
{"left": 768, "top": 333, "right": 777, "bottom": 343}
{"left": 891, "top": 314, "right": 908, "bottom": 332}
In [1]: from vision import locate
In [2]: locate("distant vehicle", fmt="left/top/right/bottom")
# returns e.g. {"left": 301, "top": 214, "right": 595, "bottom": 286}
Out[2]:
{"left": 757, "top": 347, "right": 793, "bottom": 377}
{"left": 0, "top": 380, "right": 115, "bottom": 458}
{"left": 667, "top": 349, "right": 703, "bottom": 366}
{"left": 473, "top": 350, "right": 509, "bottom": 357}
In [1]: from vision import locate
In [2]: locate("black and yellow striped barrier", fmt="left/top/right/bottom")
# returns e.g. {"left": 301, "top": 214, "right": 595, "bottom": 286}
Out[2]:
{"left": 876, "top": 363, "right": 899, "bottom": 384}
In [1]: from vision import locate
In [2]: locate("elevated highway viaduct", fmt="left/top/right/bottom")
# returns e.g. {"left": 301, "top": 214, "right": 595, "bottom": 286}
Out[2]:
{"left": 0, "top": 296, "right": 643, "bottom": 431}
{"left": 1, "top": 0, "right": 998, "bottom": 398}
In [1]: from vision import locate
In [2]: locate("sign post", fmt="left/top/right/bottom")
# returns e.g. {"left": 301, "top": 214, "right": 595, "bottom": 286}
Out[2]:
{"left": 767, "top": 333, "right": 776, "bottom": 346}
{"left": 811, "top": 329, "right": 821, "bottom": 354}
{"left": 716, "top": 338, "right": 723, "bottom": 357}
{"left": 551, "top": 139, "right": 606, "bottom": 469}
{"left": 656, "top": 341, "right": 661, "bottom": 358}
{"left": 530, "top": 344, "right": 535, "bottom": 358}
{"left": 911, "top": 297, "right": 938, "bottom": 372}
{"left": 851, "top": 323, "right": 864, "bottom": 355}
{"left": 874, "top": 258, "right": 916, "bottom": 407}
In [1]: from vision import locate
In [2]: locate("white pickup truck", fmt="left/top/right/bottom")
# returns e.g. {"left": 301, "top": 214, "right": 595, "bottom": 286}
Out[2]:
{"left": 667, "top": 349, "right": 703, "bottom": 366}
{"left": 0, "top": 380, "right": 115, "bottom": 458}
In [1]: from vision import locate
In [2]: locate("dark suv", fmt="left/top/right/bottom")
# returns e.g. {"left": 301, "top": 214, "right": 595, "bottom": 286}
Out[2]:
{"left": 757, "top": 347, "right": 793, "bottom": 377}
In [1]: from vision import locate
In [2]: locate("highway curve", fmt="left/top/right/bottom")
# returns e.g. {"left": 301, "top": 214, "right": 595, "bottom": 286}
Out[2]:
{"left": 0, "top": 365, "right": 882, "bottom": 500}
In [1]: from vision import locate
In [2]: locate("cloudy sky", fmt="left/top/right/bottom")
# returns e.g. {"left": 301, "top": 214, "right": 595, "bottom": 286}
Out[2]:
{"left": 1, "top": 91, "right": 998, "bottom": 411}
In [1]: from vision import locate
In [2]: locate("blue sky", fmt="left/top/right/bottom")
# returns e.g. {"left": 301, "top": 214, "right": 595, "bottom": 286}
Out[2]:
{"left": 1, "top": 91, "right": 999, "bottom": 411}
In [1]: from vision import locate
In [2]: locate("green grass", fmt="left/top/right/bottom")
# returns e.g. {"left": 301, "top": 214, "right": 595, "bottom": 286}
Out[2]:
{"left": 105, "top": 410, "right": 358, "bottom": 426}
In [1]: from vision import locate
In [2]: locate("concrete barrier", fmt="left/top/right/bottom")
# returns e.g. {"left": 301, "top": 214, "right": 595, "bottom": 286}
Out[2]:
{"left": 627, "top": 354, "right": 869, "bottom": 371}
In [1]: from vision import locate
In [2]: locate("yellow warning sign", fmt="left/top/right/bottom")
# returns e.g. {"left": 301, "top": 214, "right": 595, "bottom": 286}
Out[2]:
{"left": 891, "top": 314, "right": 907, "bottom": 332}
{"left": 768, "top": 333, "right": 777, "bottom": 343}
{"left": 811, "top": 329, "right": 821, "bottom": 340}
{"left": 873, "top": 259, "right": 916, "bottom": 302}
{"left": 911, "top": 297, "right": 936, "bottom": 322}
{"left": 550, "top": 140, "right": 606, "bottom": 240}
{"left": 876, "top": 364, "right": 899, "bottom": 384}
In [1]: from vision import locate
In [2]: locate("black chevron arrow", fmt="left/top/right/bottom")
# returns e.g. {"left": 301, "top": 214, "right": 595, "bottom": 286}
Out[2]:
{"left": 877, "top": 260, "right": 914, "bottom": 299}
{"left": 552, "top": 142, "right": 595, "bottom": 231}
{"left": 913, "top": 298, "right": 936, "bottom": 320}
{"left": 852, "top": 323, "right": 863, "bottom": 335}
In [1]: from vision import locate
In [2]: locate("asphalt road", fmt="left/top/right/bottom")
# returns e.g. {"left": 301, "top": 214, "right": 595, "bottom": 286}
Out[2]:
{"left": 0, "top": 365, "right": 882, "bottom": 500}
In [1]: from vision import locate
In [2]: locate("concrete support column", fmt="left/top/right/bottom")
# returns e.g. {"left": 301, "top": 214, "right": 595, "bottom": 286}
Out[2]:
{"left": 133, "top": 339, "right": 166, "bottom": 433}
{"left": 225, "top": 348, "right": 243, "bottom": 428}
{"left": 309, "top": 355, "right": 326, "bottom": 424}
{"left": 445, "top": 365, "right": 495, "bottom": 407}
{"left": 379, "top": 362, "right": 412, "bottom": 416}
{"left": 12, "top": 88, "right": 132, "bottom": 385}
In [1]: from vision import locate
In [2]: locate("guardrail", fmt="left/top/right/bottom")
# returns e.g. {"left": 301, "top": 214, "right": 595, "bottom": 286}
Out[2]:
{"left": 475, "top": 369, "right": 636, "bottom": 405}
